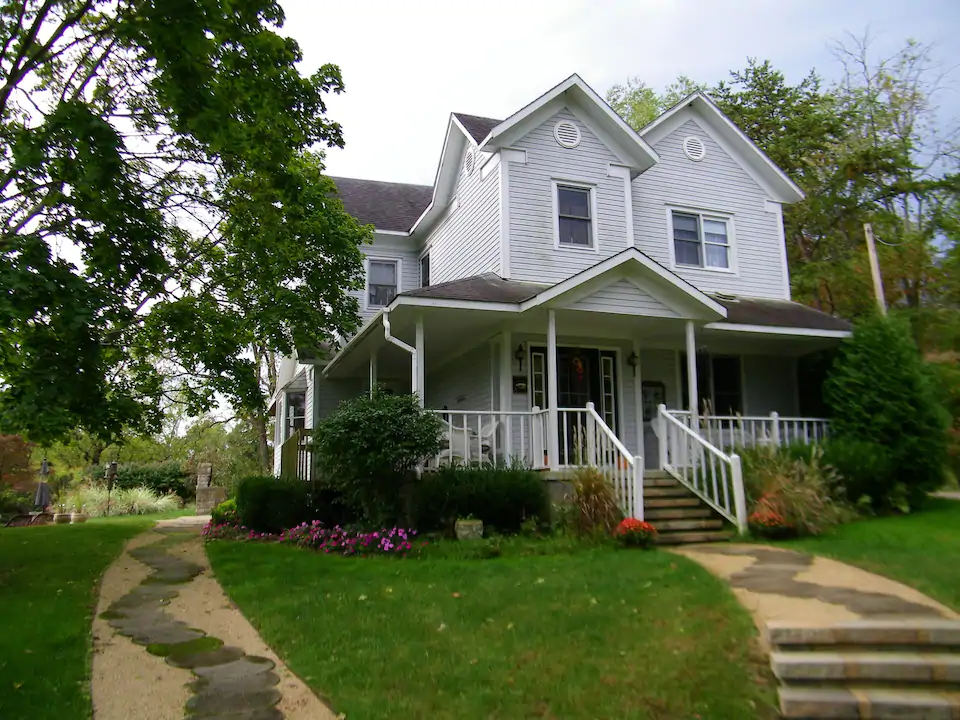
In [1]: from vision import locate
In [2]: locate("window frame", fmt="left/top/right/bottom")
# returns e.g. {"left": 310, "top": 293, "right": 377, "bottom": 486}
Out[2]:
{"left": 666, "top": 206, "right": 737, "bottom": 274}
{"left": 419, "top": 252, "right": 430, "bottom": 288}
{"left": 283, "top": 391, "right": 306, "bottom": 441}
{"left": 364, "top": 256, "right": 402, "bottom": 311}
{"left": 552, "top": 179, "right": 599, "bottom": 252}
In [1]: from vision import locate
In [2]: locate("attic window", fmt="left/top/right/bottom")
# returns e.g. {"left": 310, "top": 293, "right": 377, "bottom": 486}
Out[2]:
{"left": 682, "top": 136, "right": 706, "bottom": 161}
{"left": 464, "top": 150, "right": 475, "bottom": 175}
{"left": 554, "top": 121, "right": 581, "bottom": 149}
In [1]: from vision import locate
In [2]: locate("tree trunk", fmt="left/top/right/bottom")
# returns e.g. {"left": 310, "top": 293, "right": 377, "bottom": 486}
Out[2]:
{"left": 250, "top": 412, "right": 271, "bottom": 473}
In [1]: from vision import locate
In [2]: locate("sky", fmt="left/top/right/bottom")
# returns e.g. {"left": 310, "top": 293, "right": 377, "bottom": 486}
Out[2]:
{"left": 281, "top": 0, "right": 960, "bottom": 187}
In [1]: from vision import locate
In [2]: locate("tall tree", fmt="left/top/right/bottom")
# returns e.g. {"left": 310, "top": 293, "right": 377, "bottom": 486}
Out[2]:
{"left": 0, "top": 0, "right": 370, "bottom": 446}
{"left": 605, "top": 75, "right": 705, "bottom": 129}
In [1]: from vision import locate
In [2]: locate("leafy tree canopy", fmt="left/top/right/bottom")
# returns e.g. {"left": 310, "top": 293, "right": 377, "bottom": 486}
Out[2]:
{"left": 0, "top": 0, "right": 370, "bottom": 445}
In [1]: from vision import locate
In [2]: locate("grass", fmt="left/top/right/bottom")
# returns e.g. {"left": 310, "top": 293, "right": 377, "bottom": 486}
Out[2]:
{"left": 207, "top": 539, "right": 777, "bottom": 719}
{"left": 773, "top": 497, "right": 960, "bottom": 610}
{"left": 0, "top": 515, "right": 158, "bottom": 718}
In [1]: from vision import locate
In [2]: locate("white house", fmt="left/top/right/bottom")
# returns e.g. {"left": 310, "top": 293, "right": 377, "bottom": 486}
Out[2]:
{"left": 272, "top": 75, "right": 850, "bottom": 537}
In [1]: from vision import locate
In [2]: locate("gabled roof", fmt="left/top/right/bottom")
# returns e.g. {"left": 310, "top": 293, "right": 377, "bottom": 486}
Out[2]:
{"left": 401, "top": 273, "right": 542, "bottom": 303}
{"left": 639, "top": 92, "right": 804, "bottom": 204}
{"left": 711, "top": 296, "right": 852, "bottom": 332}
{"left": 452, "top": 113, "right": 502, "bottom": 144}
{"left": 330, "top": 177, "right": 432, "bottom": 232}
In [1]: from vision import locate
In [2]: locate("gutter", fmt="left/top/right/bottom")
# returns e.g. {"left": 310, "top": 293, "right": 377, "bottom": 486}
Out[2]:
{"left": 383, "top": 310, "right": 418, "bottom": 396}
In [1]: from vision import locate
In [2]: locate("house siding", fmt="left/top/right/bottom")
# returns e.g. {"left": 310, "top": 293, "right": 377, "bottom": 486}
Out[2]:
{"left": 350, "top": 240, "right": 420, "bottom": 325}
{"left": 508, "top": 109, "right": 628, "bottom": 284}
{"left": 425, "top": 148, "right": 501, "bottom": 285}
{"left": 424, "top": 343, "right": 493, "bottom": 412}
{"left": 633, "top": 115, "right": 789, "bottom": 299}
{"left": 312, "top": 373, "right": 364, "bottom": 425}
{"left": 564, "top": 279, "right": 680, "bottom": 318}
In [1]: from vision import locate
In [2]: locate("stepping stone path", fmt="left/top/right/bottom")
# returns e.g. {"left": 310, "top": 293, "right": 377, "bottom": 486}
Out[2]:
{"left": 676, "top": 544, "right": 960, "bottom": 718}
{"left": 101, "top": 526, "right": 283, "bottom": 719}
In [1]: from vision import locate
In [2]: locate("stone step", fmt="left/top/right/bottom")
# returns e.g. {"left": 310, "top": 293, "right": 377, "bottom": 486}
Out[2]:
{"left": 644, "top": 497, "right": 703, "bottom": 509}
{"left": 650, "top": 518, "right": 724, "bottom": 532}
{"left": 643, "top": 486, "right": 694, "bottom": 498}
{"left": 771, "top": 650, "right": 960, "bottom": 684}
{"left": 769, "top": 620, "right": 960, "bottom": 651}
{"left": 643, "top": 470, "right": 672, "bottom": 480}
{"left": 653, "top": 530, "right": 734, "bottom": 545}
{"left": 779, "top": 686, "right": 960, "bottom": 719}
{"left": 644, "top": 476, "right": 681, "bottom": 488}
{"left": 644, "top": 507, "right": 714, "bottom": 521}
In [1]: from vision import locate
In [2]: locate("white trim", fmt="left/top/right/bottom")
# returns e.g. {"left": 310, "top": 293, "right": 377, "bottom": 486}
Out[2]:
{"left": 498, "top": 149, "right": 526, "bottom": 279}
{"left": 450, "top": 114, "right": 480, "bottom": 147}
{"left": 374, "top": 229, "right": 410, "bottom": 237}
{"left": 703, "top": 323, "right": 852, "bottom": 339}
{"left": 363, "top": 256, "right": 403, "bottom": 312}
{"left": 766, "top": 201, "right": 792, "bottom": 300}
{"left": 607, "top": 164, "right": 634, "bottom": 248}
{"left": 481, "top": 151, "right": 500, "bottom": 180}
{"left": 393, "top": 296, "right": 518, "bottom": 312}
{"left": 666, "top": 206, "right": 738, "bottom": 275}
{"left": 552, "top": 179, "right": 599, "bottom": 253}
{"left": 631, "top": 338, "right": 643, "bottom": 456}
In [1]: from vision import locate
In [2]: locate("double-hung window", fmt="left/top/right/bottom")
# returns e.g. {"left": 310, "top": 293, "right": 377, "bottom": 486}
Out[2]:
{"left": 672, "top": 210, "right": 731, "bottom": 270}
{"left": 367, "top": 259, "right": 398, "bottom": 308}
{"left": 556, "top": 184, "right": 594, "bottom": 248}
{"left": 420, "top": 253, "right": 430, "bottom": 288}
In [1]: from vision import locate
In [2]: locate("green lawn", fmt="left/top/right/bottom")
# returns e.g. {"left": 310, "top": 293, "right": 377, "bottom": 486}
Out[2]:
{"left": 0, "top": 516, "right": 157, "bottom": 719}
{"left": 207, "top": 541, "right": 777, "bottom": 719}
{"left": 775, "top": 497, "right": 960, "bottom": 610}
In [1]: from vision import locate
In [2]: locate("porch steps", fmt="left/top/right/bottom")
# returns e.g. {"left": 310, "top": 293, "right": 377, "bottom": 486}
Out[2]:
{"left": 769, "top": 619, "right": 960, "bottom": 718}
{"left": 642, "top": 471, "right": 733, "bottom": 545}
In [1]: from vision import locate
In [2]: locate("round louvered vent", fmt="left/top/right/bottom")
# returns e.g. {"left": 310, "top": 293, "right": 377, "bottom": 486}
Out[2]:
{"left": 554, "top": 120, "right": 581, "bottom": 148}
{"left": 464, "top": 150, "right": 475, "bottom": 175}
{"left": 682, "top": 136, "right": 706, "bottom": 161}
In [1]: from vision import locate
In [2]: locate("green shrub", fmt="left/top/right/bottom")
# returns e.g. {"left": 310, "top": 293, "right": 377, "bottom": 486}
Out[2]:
{"left": 89, "top": 462, "right": 194, "bottom": 501}
{"left": 234, "top": 475, "right": 310, "bottom": 533}
{"left": 824, "top": 314, "right": 950, "bottom": 511}
{"left": 412, "top": 462, "right": 548, "bottom": 534}
{"left": 0, "top": 487, "right": 32, "bottom": 518}
{"left": 211, "top": 498, "right": 238, "bottom": 526}
{"left": 738, "top": 445, "right": 853, "bottom": 536}
{"left": 314, "top": 392, "right": 443, "bottom": 525}
{"left": 820, "top": 438, "right": 899, "bottom": 511}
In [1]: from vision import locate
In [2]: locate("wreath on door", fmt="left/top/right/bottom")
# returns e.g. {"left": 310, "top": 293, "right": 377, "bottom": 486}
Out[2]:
{"left": 571, "top": 355, "right": 585, "bottom": 384}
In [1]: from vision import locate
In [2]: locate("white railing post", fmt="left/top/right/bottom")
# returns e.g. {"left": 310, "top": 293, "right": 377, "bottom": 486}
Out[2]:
{"left": 657, "top": 404, "right": 668, "bottom": 470}
{"left": 531, "top": 406, "right": 543, "bottom": 469}
{"left": 633, "top": 455, "right": 644, "bottom": 520}
{"left": 730, "top": 453, "right": 748, "bottom": 535}
{"left": 585, "top": 402, "right": 597, "bottom": 466}
{"left": 770, "top": 411, "right": 781, "bottom": 447}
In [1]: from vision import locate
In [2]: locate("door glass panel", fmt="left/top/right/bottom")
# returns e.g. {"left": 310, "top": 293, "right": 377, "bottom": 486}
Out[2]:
{"left": 531, "top": 352, "right": 545, "bottom": 409}
{"left": 600, "top": 354, "right": 616, "bottom": 431}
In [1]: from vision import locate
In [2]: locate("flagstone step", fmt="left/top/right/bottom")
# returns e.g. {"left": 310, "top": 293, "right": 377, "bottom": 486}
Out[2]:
{"left": 644, "top": 476, "right": 682, "bottom": 487}
{"left": 644, "top": 486, "right": 694, "bottom": 498}
{"left": 771, "top": 650, "right": 960, "bottom": 684}
{"left": 779, "top": 686, "right": 960, "bottom": 719}
{"left": 653, "top": 530, "right": 734, "bottom": 545}
{"left": 644, "top": 507, "right": 714, "bottom": 521}
{"left": 644, "top": 497, "right": 702, "bottom": 508}
{"left": 650, "top": 518, "right": 724, "bottom": 532}
{"left": 769, "top": 620, "right": 960, "bottom": 650}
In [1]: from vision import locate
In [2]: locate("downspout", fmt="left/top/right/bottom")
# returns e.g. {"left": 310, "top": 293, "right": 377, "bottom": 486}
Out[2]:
{"left": 382, "top": 310, "right": 418, "bottom": 397}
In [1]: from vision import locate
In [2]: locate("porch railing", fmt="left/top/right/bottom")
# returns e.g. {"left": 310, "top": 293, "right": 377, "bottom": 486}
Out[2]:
{"left": 427, "top": 410, "right": 548, "bottom": 468}
{"left": 670, "top": 410, "right": 829, "bottom": 452}
{"left": 279, "top": 428, "right": 313, "bottom": 482}
{"left": 658, "top": 405, "right": 747, "bottom": 534}
{"left": 582, "top": 403, "right": 643, "bottom": 519}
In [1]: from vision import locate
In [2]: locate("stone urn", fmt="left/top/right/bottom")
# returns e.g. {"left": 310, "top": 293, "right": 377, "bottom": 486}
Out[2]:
{"left": 53, "top": 513, "right": 71, "bottom": 525}
{"left": 455, "top": 518, "right": 483, "bottom": 541}
{"left": 70, "top": 512, "right": 87, "bottom": 524}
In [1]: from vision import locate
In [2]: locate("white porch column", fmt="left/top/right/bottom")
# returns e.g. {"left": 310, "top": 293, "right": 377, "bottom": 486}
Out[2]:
{"left": 685, "top": 320, "right": 698, "bottom": 426}
{"left": 368, "top": 351, "right": 377, "bottom": 398}
{"left": 632, "top": 338, "right": 643, "bottom": 460}
{"left": 546, "top": 309, "right": 560, "bottom": 470}
{"left": 415, "top": 314, "right": 425, "bottom": 407}
{"left": 499, "top": 330, "right": 513, "bottom": 459}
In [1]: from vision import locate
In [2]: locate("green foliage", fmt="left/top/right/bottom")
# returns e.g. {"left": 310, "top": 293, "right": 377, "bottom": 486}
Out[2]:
{"left": 412, "top": 463, "right": 548, "bottom": 534}
{"left": 314, "top": 393, "right": 443, "bottom": 525}
{"left": 60, "top": 485, "right": 182, "bottom": 516}
{"left": 0, "top": 434, "right": 33, "bottom": 489}
{"left": 88, "top": 462, "right": 193, "bottom": 501}
{"left": 738, "top": 445, "right": 853, "bottom": 537}
{"left": 0, "top": 0, "right": 369, "bottom": 444}
{"left": 825, "top": 315, "right": 949, "bottom": 510}
{"left": 566, "top": 467, "right": 624, "bottom": 538}
{"left": 820, "top": 438, "right": 899, "bottom": 510}
{"left": 234, "top": 475, "right": 310, "bottom": 534}
{"left": 211, "top": 499, "right": 239, "bottom": 526}
{"left": 0, "top": 487, "right": 32, "bottom": 518}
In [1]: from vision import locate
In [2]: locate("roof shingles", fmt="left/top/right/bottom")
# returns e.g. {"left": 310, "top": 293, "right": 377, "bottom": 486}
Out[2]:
{"left": 330, "top": 176, "right": 432, "bottom": 232}
{"left": 452, "top": 113, "right": 502, "bottom": 144}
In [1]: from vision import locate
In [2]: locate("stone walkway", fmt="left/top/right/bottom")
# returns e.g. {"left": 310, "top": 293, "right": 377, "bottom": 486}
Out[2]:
{"left": 92, "top": 520, "right": 337, "bottom": 720}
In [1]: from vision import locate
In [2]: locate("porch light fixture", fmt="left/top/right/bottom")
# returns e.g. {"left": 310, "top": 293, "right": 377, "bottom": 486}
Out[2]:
{"left": 514, "top": 344, "right": 525, "bottom": 372}
{"left": 627, "top": 352, "right": 640, "bottom": 376}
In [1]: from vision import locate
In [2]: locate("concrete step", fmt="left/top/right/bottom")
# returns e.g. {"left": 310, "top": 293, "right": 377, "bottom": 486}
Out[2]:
{"left": 653, "top": 530, "right": 734, "bottom": 545}
{"left": 769, "top": 620, "right": 960, "bottom": 651}
{"left": 643, "top": 470, "right": 673, "bottom": 480}
{"left": 644, "top": 476, "right": 681, "bottom": 488}
{"left": 779, "top": 686, "right": 960, "bottom": 719}
{"left": 650, "top": 518, "right": 724, "bottom": 532}
{"left": 771, "top": 650, "right": 960, "bottom": 684}
{"left": 644, "top": 507, "right": 714, "bottom": 521}
{"left": 644, "top": 486, "right": 694, "bottom": 498}
{"left": 644, "top": 497, "right": 702, "bottom": 509}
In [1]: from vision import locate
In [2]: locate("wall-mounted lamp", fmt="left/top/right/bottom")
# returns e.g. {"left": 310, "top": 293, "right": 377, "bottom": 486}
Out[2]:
{"left": 627, "top": 352, "right": 640, "bottom": 376}
{"left": 514, "top": 344, "right": 525, "bottom": 372}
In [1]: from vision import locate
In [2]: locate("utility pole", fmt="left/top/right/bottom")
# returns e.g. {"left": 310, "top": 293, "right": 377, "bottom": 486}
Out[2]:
{"left": 863, "top": 223, "right": 887, "bottom": 315}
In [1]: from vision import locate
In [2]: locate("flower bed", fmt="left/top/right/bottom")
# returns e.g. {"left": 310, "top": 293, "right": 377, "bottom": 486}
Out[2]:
{"left": 202, "top": 520, "right": 423, "bottom": 557}
{"left": 614, "top": 518, "right": 657, "bottom": 548}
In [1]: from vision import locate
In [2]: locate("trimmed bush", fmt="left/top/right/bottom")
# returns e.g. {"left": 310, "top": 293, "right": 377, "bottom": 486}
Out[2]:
{"left": 211, "top": 499, "right": 239, "bottom": 526}
{"left": 824, "top": 315, "right": 949, "bottom": 511}
{"left": 412, "top": 463, "right": 548, "bottom": 534}
{"left": 234, "top": 475, "right": 311, "bottom": 534}
{"left": 314, "top": 392, "right": 443, "bottom": 525}
{"left": 88, "top": 462, "right": 194, "bottom": 501}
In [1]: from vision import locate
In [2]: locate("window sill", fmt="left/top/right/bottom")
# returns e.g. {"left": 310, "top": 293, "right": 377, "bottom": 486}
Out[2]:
{"left": 674, "top": 263, "right": 738, "bottom": 276}
{"left": 555, "top": 242, "right": 599, "bottom": 253}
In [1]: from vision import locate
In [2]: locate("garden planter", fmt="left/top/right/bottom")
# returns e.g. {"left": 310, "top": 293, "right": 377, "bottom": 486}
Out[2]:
{"left": 455, "top": 518, "right": 483, "bottom": 541}
{"left": 70, "top": 513, "right": 87, "bottom": 524}
{"left": 53, "top": 513, "right": 71, "bottom": 525}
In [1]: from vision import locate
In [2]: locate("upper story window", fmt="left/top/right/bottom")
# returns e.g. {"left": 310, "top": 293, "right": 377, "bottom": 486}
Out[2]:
{"left": 284, "top": 391, "right": 306, "bottom": 440}
{"left": 367, "top": 259, "right": 398, "bottom": 308}
{"left": 420, "top": 253, "right": 430, "bottom": 287}
{"left": 671, "top": 210, "right": 731, "bottom": 270}
{"left": 556, "top": 184, "right": 595, "bottom": 249}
